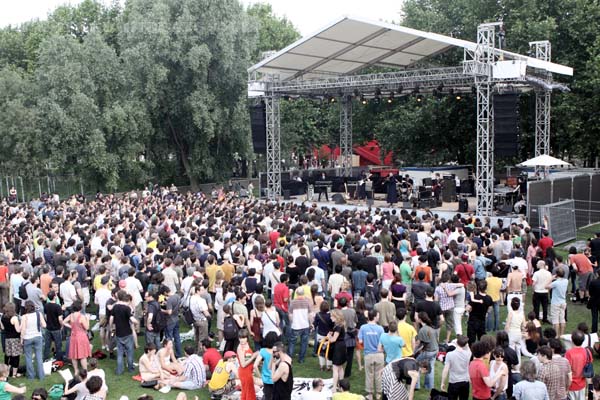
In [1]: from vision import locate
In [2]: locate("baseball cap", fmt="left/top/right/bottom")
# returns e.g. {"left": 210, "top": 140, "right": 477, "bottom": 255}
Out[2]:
{"left": 224, "top": 351, "right": 237, "bottom": 359}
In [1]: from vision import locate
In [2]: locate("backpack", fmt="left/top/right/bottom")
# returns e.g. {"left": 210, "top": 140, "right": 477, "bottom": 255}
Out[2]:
{"left": 364, "top": 285, "right": 377, "bottom": 310}
{"left": 19, "top": 281, "right": 30, "bottom": 300}
{"left": 223, "top": 315, "right": 239, "bottom": 340}
{"left": 154, "top": 310, "right": 168, "bottom": 332}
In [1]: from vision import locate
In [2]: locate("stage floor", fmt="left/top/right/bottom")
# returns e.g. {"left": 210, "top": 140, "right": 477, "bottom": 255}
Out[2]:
{"left": 292, "top": 193, "right": 477, "bottom": 213}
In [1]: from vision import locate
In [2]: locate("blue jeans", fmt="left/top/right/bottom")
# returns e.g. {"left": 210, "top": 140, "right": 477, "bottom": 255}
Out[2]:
{"left": 23, "top": 335, "right": 44, "bottom": 380}
{"left": 116, "top": 335, "right": 135, "bottom": 375}
{"left": 486, "top": 300, "right": 500, "bottom": 332}
{"left": 276, "top": 307, "right": 290, "bottom": 343}
{"left": 416, "top": 350, "right": 437, "bottom": 389}
{"left": 288, "top": 327, "right": 309, "bottom": 363}
{"left": 145, "top": 330, "right": 161, "bottom": 350}
{"left": 165, "top": 322, "right": 182, "bottom": 358}
{"left": 43, "top": 329, "right": 63, "bottom": 361}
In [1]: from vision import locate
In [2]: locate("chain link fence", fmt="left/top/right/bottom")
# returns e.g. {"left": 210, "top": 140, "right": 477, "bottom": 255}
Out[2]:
{"left": 0, "top": 175, "right": 101, "bottom": 203}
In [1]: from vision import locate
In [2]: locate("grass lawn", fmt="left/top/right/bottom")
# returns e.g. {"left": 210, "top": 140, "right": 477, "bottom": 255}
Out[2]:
{"left": 7, "top": 224, "right": 600, "bottom": 399}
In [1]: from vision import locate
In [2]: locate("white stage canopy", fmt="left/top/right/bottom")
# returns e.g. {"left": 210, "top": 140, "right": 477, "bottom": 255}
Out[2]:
{"left": 518, "top": 154, "right": 573, "bottom": 168}
{"left": 248, "top": 16, "right": 573, "bottom": 81}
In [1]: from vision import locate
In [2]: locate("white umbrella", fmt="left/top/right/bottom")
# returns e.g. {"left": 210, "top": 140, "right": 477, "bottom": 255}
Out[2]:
{"left": 517, "top": 154, "right": 572, "bottom": 168}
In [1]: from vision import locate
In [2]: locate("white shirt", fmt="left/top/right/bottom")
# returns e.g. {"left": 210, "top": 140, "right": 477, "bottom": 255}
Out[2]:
{"left": 60, "top": 280, "right": 77, "bottom": 308}
{"left": 301, "top": 390, "right": 327, "bottom": 400}
{"left": 190, "top": 294, "right": 209, "bottom": 320}
{"left": 162, "top": 267, "right": 179, "bottom": 293}
{"left": 532, "top": 269, "right": 552, "bottom": 293}
{"left": 508, "top": 257, "right": 528, "bottom": 276}
{"left": 94, "top": 288, "right": 112, "bottom": 316}
{"left": 125, "top": 276, "right": 143, "bottom": 307}
{"left": 306, "top": 266, "right": 325, "bottom": 293}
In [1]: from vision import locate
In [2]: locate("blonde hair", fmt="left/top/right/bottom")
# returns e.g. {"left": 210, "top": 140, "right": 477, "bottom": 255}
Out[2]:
{"left": 331, "top": 309, "right": 346, "bottom": 327}
{"left": 0, "top": 364, "right": 8, "bottom": 378}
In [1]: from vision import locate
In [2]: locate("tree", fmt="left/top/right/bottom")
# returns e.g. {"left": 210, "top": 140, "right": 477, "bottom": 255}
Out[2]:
{"left": 119, "top": 0, "right": 257, "bottom": 189}
{"left": 246, "top": 3, "right": 300, "bottom": 62}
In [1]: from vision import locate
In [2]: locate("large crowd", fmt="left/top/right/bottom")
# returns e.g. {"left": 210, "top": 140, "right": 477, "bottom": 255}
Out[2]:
{"left": 0, "top": 186, "right": 599, "bottom": 400}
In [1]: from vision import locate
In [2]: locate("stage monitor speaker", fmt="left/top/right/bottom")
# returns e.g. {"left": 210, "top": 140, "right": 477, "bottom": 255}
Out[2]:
{"left": 283, "top": 190, "right": 291, "bottom": 200}
{"left": 458, "top": 198, "right": 469, "bottom": 212}
{"left": 250, "top": 103, "right": 266, "bottom": 154}
{"left": 442, "top": 179, "right": 457, "bottom": 202}
{"left": 493, "top": 94, "right": 519, "bottom": 157}
{"left": 332, "top": 193, "right": 346, "bottom": 204}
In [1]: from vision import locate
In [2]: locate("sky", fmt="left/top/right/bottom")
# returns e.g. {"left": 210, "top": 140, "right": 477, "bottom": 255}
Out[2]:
{"left": 0, "top": 0, "right": 404, "bottom": 35}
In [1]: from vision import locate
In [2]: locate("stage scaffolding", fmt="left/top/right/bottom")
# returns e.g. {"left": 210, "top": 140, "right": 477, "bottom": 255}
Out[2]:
{"left": 250, "top": 21, "right": 567, "bottom": 216}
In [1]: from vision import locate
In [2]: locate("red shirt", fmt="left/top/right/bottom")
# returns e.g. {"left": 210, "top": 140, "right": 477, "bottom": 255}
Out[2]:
{"left": 566, "top": 347, "right": 588, "bottom": 390}
{"left": 202, "top": 348, "right": 222, "bottom": 373}
{"left": 538, "top": 237, "right": 554, "bottom": 258}
{"left": 0, "top": 266, "right": 7, "bottom": 283}
{"left": 335, "top": 291, "right": 352, "bottom": 308}
{"left": 570, "top": 254, "right": 593, "bottom": 275}
{"left": 455, "top": 263, "right": 474, "bottom": 286}
{"left": 269, "top": 231, "right": 280, "bottom": 250}
{"left": 469, "top": 358, "right": 491, "bottom": 400}
{"left": 273, "top": 283, "right": 289, "bottom": 312}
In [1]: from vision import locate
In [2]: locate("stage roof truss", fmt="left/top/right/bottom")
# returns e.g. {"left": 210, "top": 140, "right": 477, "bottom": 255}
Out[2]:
{"left": 248, "top": 15, "right": 572, "bottom": 85}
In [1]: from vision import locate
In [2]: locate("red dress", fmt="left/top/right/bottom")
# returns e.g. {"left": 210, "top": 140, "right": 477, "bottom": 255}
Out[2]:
{"left": 238, "top": 345, "right": 256, "bottom": 400}
{"left": 68, "top": 313, "right": 92, "bottom": 360}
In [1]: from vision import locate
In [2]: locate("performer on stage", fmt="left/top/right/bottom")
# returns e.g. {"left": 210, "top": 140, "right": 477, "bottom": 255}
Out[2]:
{"left": 317, "top": 172, "right": 329, "bottom": 202}
{"left": 385, "top": 173, "right": 398, "bottom": 206}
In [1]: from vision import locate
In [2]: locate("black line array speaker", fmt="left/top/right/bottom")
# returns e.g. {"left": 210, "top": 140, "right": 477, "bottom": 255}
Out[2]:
{"left": 250, "top": 103, "right": 266, "bottom": 154}
{"left": 493, "top": 94, "right": 519, "bottom": 157}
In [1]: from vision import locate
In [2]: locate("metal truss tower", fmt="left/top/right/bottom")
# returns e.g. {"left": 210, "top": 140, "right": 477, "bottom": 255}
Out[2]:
{"left": 530, "top": 41, "right": 552, "bottom": 174}
{"left": 265, "top": 93, "right": 281, "bottom": 201}
{"left": 470, "top": 22, "right": 501, "bottom": 216}
{"left": 340, "top": 97, "right": 353, "bottom": 177}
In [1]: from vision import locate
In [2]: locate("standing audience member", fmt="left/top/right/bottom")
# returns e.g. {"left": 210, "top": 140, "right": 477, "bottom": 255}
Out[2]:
{"left": 441, "top": 335, "right": 471, "bottom": 400}
{"left": 358, "top": 309, "right": 384, "bottom": 400}
{"left": 512, "top": 360, "right": 549, "bottom": 400}
{"left": 469, "top": 341, "right": 506, "bottom": 400}
{"left": 565, "top": 330, "right": 590, "bottom": 400}
{"left": 20, "top": 300, "right": 46, "bottom": 380}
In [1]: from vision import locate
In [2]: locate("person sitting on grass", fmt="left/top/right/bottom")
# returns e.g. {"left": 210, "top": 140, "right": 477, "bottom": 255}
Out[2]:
{"left": 139, "top": 344, "right": 170, "bottom": 389}
{"left": 169, "top": 346, "right": 207, "bottom": 390}
{"left": 208, "top": 351, "right": 239, "bottom": 397}
{"left": 0, "top": 364, "right": 26, "bottom": 397}
{"left": 157, "top": 339, "right": 184, "bottom": 376}
{"left": 332, "top": 379, "right": 364, "bottom": 400}
{"left": 82, "top": 376, "right": 105, "bottom": 400}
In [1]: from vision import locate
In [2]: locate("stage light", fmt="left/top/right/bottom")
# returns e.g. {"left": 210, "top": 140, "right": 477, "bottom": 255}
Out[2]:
{"left": 456, "top": 94, "right": 462, "bottom": 100}
{"left": 329, "top": 96, "right": 336, "bottom": 103}
{"left": 361, "top": 95, "right": 367, "bottom": 105}
{"left": 416, "top": 95, "right": 423, "bottom": 103}
{"left": 387, "top": 91, "right": 394, "bottom": 103}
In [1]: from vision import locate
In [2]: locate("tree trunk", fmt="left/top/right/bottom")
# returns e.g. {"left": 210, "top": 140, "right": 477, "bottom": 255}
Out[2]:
{"left": 166, "top": 117, "right": 199, "bottom": 191}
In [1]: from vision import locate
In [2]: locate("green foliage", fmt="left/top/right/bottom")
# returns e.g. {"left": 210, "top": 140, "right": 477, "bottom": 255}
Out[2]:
{"left": 246, "top": 3, "right": 300, "bottom": 62}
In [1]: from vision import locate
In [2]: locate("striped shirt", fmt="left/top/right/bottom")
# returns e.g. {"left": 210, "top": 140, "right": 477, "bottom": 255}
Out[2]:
{"left": 288, "top": 297, "right": 311, "bottom": 330}
{"left": 382, "top": 361, "right": 409, "bottom": 400}
{"left": 183, "top": 354, "right": 206, "bottom": 388}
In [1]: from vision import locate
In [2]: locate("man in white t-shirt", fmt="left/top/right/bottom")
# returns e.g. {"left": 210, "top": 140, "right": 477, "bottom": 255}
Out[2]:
{"left": 60, "top": 270, "right": 79, "bottom": 309}
{"left": 124, "top": 268, "right": 144, "bottom": 322}
{"left": 300, "top": 379, "right": 327, "bottom": 400}
{"left": 162, "top": 259, "right": 180, "bottom": 294}
{"left": 327, "top": 265, "right": 345, "bottom": 297}
{"left": 94, "top": 276, "right": 113, "bottom": 351}
{"left": 190, "top": 284, "right": 210, "bottom": 348}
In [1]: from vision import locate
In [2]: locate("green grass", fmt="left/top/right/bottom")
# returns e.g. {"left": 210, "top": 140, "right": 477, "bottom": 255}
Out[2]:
{"left": 11, "top": 298, "right": 597, "bottom": 400}
{"left": 6, "top": 224, "right": 600, "bottom": 399}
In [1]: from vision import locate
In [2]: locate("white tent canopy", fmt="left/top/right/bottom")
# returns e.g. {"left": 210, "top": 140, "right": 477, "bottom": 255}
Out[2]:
{"left": 517, "top": 154, "right": 572, "bottom": 167}
{"left": 248, "top": 15, "right": 574, "bottom": 81}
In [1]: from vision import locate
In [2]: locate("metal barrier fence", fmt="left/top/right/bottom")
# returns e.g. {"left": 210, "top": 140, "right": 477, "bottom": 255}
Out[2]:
{"left": 538, "top": 199, "right": 577, "bottom": 245}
